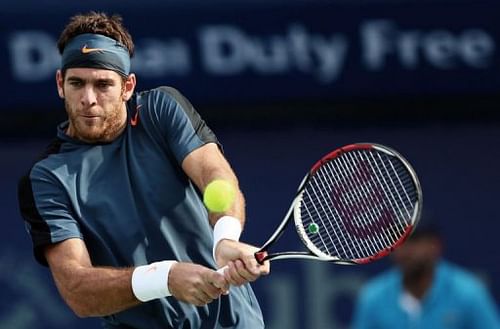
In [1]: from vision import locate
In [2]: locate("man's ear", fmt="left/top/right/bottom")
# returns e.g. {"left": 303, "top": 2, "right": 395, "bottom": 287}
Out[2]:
{"left": 122, "top": 73, "right": 136, "bottom": 101}
{"left": 56, "top": 70, "right": 64, "bottom": 99}
{"left": 429, "top": 237, "right": 443, "bottom": 258}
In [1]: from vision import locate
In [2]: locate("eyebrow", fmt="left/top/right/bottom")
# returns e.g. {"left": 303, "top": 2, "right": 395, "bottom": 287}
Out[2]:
{"left": 66, "top": 76, "right": 116, "bottom": 84}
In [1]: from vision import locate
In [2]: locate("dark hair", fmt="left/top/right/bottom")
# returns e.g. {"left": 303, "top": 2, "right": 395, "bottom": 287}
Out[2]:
{"left": 410, "top": 213, "right": 441, "bottom": 240}
{"left": 57, "top": 11, "right": 134, "bottom": 57}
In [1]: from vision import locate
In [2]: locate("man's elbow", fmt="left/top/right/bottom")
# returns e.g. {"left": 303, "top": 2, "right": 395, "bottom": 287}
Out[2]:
{"left": 66, "top": 299, "right": 99, "bottom": 318}
{"left": 62, "top": 293, "right": 111, "bottom": 318}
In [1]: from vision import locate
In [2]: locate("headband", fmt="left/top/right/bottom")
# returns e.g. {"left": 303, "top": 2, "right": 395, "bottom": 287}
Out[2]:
{"left": 61, "top": 33, "right": 131, "bottom": 76}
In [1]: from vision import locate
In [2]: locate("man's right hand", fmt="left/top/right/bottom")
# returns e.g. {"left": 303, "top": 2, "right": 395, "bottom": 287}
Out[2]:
{"left": 168, "top": 262, "right": 229, "bottom": 306}
{"left": 214, "top": 239, "right": 270, "bottom": 286}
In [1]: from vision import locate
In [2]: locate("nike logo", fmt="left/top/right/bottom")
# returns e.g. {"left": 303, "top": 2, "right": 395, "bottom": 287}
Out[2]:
{"left": 130, "top": 104, "right": 142, "bottom": 127}
{"left": 81, "top": 45, "right": 105, "bottom": 54}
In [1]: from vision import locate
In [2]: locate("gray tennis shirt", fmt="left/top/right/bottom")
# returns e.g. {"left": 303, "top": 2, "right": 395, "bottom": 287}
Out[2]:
{"left": 18, "top": 86, "right": 264, "bottom": 329}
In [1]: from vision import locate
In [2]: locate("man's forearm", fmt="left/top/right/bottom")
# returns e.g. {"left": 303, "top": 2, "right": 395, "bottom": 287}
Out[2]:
{"left": 208, "top": 189, "right": 246, "bottom": 226}
{"left": 52, "top": 264, "right": 139, "bottom": 317}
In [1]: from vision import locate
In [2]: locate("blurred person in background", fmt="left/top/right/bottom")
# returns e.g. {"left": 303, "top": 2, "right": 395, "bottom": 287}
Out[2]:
{"left": 352, "top": 218, "right": 500, "bottom": 329}
{"left": 17, "top": 11, "right": 268, "bottom": 329}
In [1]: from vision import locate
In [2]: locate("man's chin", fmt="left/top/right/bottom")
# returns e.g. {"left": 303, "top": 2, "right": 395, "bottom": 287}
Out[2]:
{"left": 402, "top": 262, "right": 433, "bottom": 278}
{"left": 71, "top": 117, "right": 125, "bottom": 143}
{"left": 74, "top": 127, "right": 106, "bottom": 143}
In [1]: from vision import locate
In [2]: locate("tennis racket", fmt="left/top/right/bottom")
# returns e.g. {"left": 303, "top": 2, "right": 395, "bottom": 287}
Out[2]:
{"left": 219, "top": 143, "right": 422, "bottom": 271}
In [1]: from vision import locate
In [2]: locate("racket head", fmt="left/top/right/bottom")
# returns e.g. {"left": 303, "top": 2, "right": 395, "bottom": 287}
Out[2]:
{"left": 294, "top": 143, "right": 422, "bottom": 265}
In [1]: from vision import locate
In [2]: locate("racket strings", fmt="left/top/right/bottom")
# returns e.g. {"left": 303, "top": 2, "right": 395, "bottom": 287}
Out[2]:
{"left": 299, "top": 149, "right": 418, "bottom": 261}
{"left": 349, "top": 153, "right": 404, "bottom": 244}
{"left": 318, "top": 163, "right": 370, "bottom": 259}
{"left": 335, "top": 155, "right": 392, "bottom": 255}
{"left": 333, "top": 156, "right": 391, "bottom": 258}
{"left": 366, "top": 152, "right": 414, "bottom": 224}
{"left": 303, "top": 167, "right": 372, "bottom": 260}
{"left": 332, "top": 156, "right": 398, "bottom": 259}
{"left": 305, "top": 175, "right": 351, "bottom": 258}
{"left": 348, "top": 152, "right": 411, "bottom": 252}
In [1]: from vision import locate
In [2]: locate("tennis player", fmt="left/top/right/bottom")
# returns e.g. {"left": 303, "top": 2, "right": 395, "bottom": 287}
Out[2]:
{"left": 352, "top": 219, "right": 500, "bottom": 329}
{"left": 17, "top": 12, "right": 268, "bottom": 329}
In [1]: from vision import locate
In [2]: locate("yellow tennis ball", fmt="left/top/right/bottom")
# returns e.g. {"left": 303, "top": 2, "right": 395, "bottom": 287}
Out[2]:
{"left": 203, "top": 179, "right": 236, "bottom": 212}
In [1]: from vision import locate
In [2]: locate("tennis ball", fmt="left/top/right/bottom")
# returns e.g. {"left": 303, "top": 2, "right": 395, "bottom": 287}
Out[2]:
{"left": 203, "top": 179, "right": 236, "bottom": 212}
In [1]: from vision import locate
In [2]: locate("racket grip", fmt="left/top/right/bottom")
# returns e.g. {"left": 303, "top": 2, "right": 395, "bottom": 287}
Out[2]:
{"left": 255, "top": 251, "right": 267, "bottom": 264}
{"left": 216, "top": 266, "right": 227, "bottom": 274}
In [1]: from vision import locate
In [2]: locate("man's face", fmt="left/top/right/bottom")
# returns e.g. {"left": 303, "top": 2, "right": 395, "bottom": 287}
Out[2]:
{"left": 56, "top": 68, "right": 135, "bottom": 143}
{"left": 392, "top": 235, "right": 441, "bottom": 277}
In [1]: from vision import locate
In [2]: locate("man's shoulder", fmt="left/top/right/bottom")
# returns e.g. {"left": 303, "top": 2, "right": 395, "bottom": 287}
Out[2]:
{"left": 360, "top": 269, "right": 400, "bottom": 299}
{"left": 135, "top": 86, "right": 186, "bottom": 105}
{"left": 132, "top": 86, "right": 198, "bottom": 125}
{"left": 27, "top": 138, "right": 66, "bottom": 172}
{"left": 438, "top": 261, "right": 487, "bottom": 293}
{"left": 18, "top": 138, "right": 70, "bottom": 194}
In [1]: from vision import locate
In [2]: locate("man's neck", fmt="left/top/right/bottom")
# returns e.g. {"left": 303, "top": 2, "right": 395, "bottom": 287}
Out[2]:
{"left": 403, "top": 267, "right": 435, "bottom": 300}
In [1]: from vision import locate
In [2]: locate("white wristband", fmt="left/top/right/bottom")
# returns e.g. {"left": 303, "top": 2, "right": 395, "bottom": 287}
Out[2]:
{"left": 213, "top": 215, "right": 242, "bottom": 261}
{"left": 131, "top": 260, "right": 177, "bottom": 302}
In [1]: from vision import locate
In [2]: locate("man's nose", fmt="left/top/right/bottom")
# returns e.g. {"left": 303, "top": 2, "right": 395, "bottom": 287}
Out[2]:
{"left": 81, "top": 86, "right": 97, "bottom": 106}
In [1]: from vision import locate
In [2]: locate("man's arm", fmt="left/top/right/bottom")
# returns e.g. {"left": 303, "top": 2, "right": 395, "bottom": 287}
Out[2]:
{"left": 466, "top": 279, "right": 500, "bottom": 329}
{"left": 181, "top": 143, "right": 245, "bottom": 227}
{"left": 45, "top": 238, "right": 229, "bottom": 317}
{"left": 45, "top": 238, "right": 138, "bottom": 317}
{"left": 351, "top": 288, "right": 377, "bottom": 329}
{"left": 182, "top": 142, "right": 270, "bottom": 285}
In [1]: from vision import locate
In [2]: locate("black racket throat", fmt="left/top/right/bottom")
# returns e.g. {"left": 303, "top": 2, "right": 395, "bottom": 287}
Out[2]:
{"left": 253, "top": 196, "right": 301, "bottom": 264}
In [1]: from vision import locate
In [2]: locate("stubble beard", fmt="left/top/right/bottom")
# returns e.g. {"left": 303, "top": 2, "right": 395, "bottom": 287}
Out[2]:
{"left": 65, "top": 99, "right": 126, "bottom": 143}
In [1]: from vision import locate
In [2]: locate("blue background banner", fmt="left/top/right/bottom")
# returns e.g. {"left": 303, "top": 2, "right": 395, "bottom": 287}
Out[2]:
{"left": 1, "top": 0, "right": 499, "bottom": 111}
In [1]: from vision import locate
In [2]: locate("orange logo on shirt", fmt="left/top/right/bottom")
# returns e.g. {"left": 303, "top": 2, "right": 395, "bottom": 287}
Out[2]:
{"left": 130, "top": 104, "right": 142, "bottom": 127}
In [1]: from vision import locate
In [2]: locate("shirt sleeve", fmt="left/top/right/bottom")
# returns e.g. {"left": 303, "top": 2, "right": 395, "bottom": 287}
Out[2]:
{"left": 149, "top": 86, "right": 220, "bottom": 165}
{"left": 464, "top": 279, "right": 500, "bottom": 329}
{"left": 18, "top": 164, "right": 82, "bottom": 266}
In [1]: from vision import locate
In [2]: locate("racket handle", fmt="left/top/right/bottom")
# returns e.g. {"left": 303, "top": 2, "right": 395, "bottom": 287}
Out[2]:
{"left": 216, "top": 266, "right": 227, "bottom": 274}
{"left": 255, "top": 251, "right": 267, "bottom": 264}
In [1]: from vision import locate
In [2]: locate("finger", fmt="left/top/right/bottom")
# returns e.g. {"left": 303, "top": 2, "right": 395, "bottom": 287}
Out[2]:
{"left": 203, "top": 281, "right": 224, "bottom": 299}
{"left": 186, "top": 289, "right": 207, "bottom": 306}
{"left": 226, "top": 260, "right": 253, "bottom": 285}
{"left": 254, "top": 251, "right": 270, "bottom": 275}
{"left": 240, "top": 253, "right": 261, "bottom": 276}
{"left": 223, "top": 261, "right": 243, "bottom": 286}
{"left": 210, "top": 271, "right": 230, "bottom": 292}
{"left": 235, "top": 259, "right": 259, "bottom": 282}
{"left": 259, "top": 260, "right": 271, "bottom": 275}
{"left": 192, "top": 296, "right": 208, "bottom": 307}
{"left": 235, "top": 261, "right": 260, "bottom": 282}
{"left": 196, "top": 290, "right": 216, "bottom": 305}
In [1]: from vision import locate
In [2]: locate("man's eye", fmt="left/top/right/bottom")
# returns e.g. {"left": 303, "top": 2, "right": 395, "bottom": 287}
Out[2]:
{"left": 98, "top": 82, "right": 111, "bottom": 89}
{"left": 69, "top": 81, "right": 82, "bottom": 87}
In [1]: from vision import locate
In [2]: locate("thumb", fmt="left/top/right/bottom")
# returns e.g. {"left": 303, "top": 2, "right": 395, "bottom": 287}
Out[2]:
{"left": 210, "top": 270, "right": 229, "bottom": 291}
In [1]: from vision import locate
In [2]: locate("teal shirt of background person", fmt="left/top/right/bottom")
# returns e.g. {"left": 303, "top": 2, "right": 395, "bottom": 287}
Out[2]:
{"left": 352, "top": 261, "right": 500, "bottom": 329}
